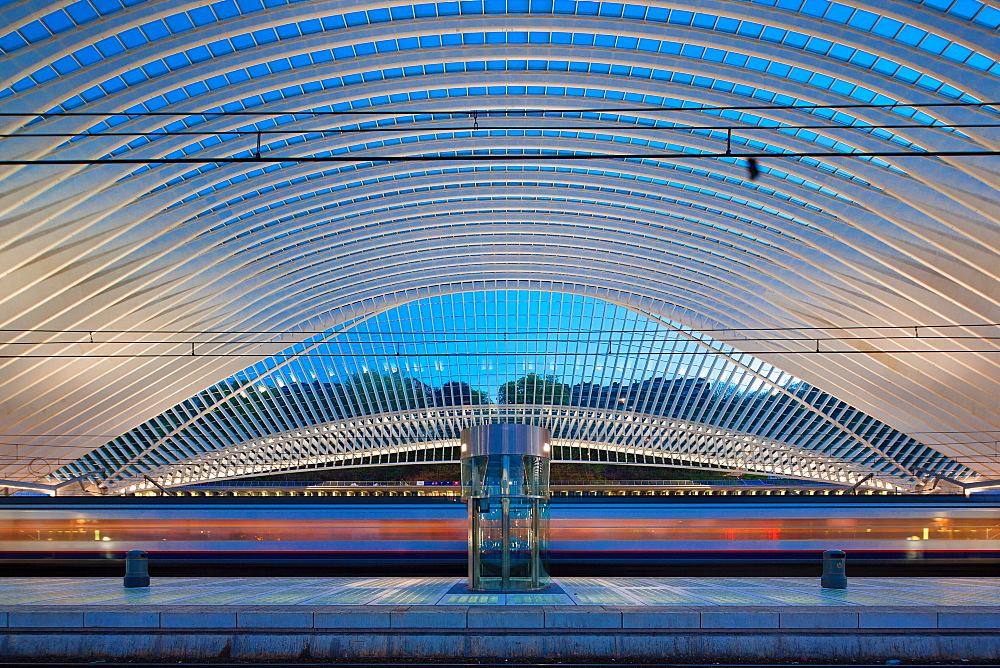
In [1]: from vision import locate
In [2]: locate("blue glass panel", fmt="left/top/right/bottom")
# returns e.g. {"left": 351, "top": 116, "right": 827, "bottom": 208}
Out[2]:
{"left": 18, "top": 20, "right": 49, "bottom": 43}
{"left": 41, "top": 9, "right": 74, "bottom": 33}
{"left": 65, "top": 1, "right": 100, "bottom": 24}
{"left": 0, "top": 31, "right": 27, "bottom": 52}
{"left": 164, "top": 13, "right": 194, "bottom": 32}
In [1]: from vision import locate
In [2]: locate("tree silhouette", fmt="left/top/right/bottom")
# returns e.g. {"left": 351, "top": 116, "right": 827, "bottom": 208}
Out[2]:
{"left": 498, "top": 373, "right": 571, "bottom": 405}
{"left": 337, "top": 371, "right": 431, "bottom": 415}
{"left": 434, "top": 381, "right": 489, "bottom": 406}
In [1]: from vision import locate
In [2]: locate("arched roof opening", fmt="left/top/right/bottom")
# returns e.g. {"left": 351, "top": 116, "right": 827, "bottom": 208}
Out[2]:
{"left": 57, "top": 289, "right": 971, "bottom": 493}
{"left": 0, "top": 0, "right": 997, "bottom": 487}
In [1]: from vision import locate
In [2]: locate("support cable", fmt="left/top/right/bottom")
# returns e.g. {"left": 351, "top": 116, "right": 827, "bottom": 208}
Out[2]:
{"left": 1, "top": 149, "right": 997, "bottom": 166}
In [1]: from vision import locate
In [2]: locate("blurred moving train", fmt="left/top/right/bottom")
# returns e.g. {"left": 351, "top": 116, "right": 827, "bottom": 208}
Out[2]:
{"left": 1, "top": 496, "right": 998, "bottom": 576}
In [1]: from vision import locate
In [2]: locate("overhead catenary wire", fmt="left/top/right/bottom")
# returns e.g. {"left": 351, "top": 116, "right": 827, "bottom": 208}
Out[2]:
{"left": 1, "top": 149, "right": 997, "bottom": 166}
{"left": 2, "top": 335, "right": 1000, "bottom": 345}
{"left": 3, "top": 429, "right": 997, "bottom": 440}
{"left": 3, "top": 326, "right": 999, "bottom": 347}
{"left": 2, "top": 324, "right": 997, "bottom": 335}
{"left": 4, "top": 432, "right": 997, "bottom": 446}
{"left": 1, "top": 452, "right": 996, "bottom": 464}
{"left": 1, "top": 350, "right": 999, "bottom": 359}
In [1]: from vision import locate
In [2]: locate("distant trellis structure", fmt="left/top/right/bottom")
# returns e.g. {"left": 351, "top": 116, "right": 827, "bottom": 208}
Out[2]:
{"left": 0, "top": 0, "right": 998, "bottom": 489}
{"left": 58, "top": 292, "right": 969, "bottom": 493}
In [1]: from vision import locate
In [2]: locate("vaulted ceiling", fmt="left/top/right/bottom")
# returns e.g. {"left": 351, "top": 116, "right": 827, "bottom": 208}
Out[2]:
{"left": 0, "top": 0, "right": 998, "bottom": 484}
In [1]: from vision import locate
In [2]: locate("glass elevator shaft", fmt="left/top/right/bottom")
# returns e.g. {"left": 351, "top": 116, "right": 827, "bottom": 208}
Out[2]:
{"left": 461, "top": 424, "right": 551, "bottom": 591}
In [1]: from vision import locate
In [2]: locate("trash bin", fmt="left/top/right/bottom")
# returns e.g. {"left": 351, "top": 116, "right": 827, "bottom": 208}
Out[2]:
{"left": 821, "top": 549, "right": 847, "bottom": 589}
{"left": 123, "top": 549, "right": 149, "bottom": 588}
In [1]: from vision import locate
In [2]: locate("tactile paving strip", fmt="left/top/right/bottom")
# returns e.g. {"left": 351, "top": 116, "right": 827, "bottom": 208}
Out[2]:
{"left": 506, "top": 593, "right": 573, "bottom": 605}
{"left": 441, "top": 594, "right": 502, "bottom": 605}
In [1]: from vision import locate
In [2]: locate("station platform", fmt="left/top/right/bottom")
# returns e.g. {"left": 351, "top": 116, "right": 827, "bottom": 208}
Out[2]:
{"left": 2, "top": 576, "right": 999, "bottom": 662}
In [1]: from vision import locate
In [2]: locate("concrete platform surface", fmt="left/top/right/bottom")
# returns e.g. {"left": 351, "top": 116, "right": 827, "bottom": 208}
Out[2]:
{"left": 2, "top": 578, "right": 999, "bottom": 662}
{"left": 3, "top": 576, "right": 1000, "bottom": 608}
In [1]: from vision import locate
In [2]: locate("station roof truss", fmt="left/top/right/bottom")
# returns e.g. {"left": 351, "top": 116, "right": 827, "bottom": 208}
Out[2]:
{"left": 0, "top": 0, "right": 998, "bottom": 489}
{"left": 60, "top": 291, "right": 971, "bottom": 493}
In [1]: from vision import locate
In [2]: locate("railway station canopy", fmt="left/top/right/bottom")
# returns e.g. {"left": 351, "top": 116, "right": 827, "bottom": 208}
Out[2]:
{"left": 0, "top": 0, "right": 998, "bottom": 494}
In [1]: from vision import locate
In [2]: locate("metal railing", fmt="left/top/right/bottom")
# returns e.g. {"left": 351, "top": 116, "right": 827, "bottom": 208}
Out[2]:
{"left": 175, "top": 477, "right": 843, "bottom": 490}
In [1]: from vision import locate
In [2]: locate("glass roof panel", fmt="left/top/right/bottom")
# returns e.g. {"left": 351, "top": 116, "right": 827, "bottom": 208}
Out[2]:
{"left": 4, "top": 1, "right": 990, "bottom": 141}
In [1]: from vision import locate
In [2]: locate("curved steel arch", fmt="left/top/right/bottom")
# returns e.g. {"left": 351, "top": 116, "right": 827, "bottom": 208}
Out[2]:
{"left": 0, "top": 0, "right": 997, "bottom": 483}
{"left": 116, "top": 406, "right": 915, "bottom": 495}
{"left": 5, "top": 9, "right": 996, "bottom": 136}
{"left": 9, "top": 115, "right": 984, "bottom": 318}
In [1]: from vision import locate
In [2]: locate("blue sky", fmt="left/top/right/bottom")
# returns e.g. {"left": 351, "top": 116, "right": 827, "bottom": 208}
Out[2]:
{"left": 230, "top": 290, "right": 782, "bottom": 400}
